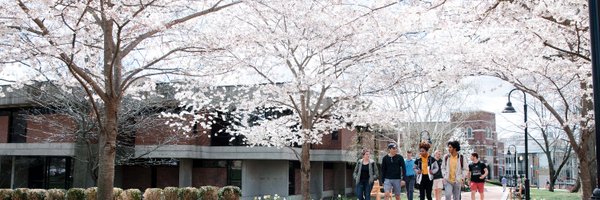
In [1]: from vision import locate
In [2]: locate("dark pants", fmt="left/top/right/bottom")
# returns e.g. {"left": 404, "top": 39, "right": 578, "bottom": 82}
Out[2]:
{"left": 356, "top": 180, "right": 374, "bottom": 200}
{"left": 405, "top": 175, "right": 416, "bottom": 200}
{"left": 418, "top": 176, "right": 433, "bottom": 200}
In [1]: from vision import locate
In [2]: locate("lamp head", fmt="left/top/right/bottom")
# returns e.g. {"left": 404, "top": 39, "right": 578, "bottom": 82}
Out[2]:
{"left": 502, "top": 102, "right": 517, "bottom": 113}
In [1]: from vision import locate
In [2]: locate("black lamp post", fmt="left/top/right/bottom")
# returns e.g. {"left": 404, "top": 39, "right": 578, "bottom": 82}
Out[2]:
{"left": 588, "top": 0, "right": 600, "bottom": 198}
{"left": 507, "top": 144, "right": 517, "bottom": 187}
{"left": 420, "top": 130, "right": 432, "bottom": 144}
{"left": 503, "top": 89, "right": 530, "bottom": 200}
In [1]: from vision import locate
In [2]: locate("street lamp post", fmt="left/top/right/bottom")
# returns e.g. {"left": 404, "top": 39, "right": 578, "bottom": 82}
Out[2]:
{"left": 588, "top": 0, "right": 600, "bottom": 198}
{"left": 503, "top": 89, "right": 530, "bottom": 200}
{"left": 420, "top": 130, "right": 431, "bottom": 144}
{"left": 507, "top": 145, "right": 517, "bottom": 187}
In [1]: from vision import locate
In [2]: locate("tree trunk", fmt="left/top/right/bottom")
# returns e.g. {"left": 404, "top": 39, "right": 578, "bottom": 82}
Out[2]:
{"left": 579, "top": 157, "right": 593, "bottom": 198}
{"left": 301, "top": 143, "right": 311, "bottom": 200}
{"left": 97, "top": 101, "right": 118, "bottom": 200}
{"left": 571, "top": 175, "right": 581, "bottom": 193}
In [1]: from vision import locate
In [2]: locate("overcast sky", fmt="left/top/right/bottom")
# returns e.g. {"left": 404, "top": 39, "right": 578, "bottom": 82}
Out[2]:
{"left": 461, "top": 76, "right": 525, "bottom": 140}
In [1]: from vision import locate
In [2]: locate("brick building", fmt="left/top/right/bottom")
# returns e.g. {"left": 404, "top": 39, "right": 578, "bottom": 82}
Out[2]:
{"left": 451, "top": 111, "right": 504, "bottom": 180}
{"left": 0, "top": 86, "right": 358, "bottom": 200}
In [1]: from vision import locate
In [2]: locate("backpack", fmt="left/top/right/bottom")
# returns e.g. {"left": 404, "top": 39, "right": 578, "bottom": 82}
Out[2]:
{"left": 444, "top": 154, "right": 464, "bottom": 168}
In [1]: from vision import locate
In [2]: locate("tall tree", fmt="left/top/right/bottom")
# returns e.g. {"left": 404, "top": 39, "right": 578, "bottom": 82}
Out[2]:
{"left": 0, "top": 0, "right": 240, "bottom": 198}
{"left": 527, "top": 100, "right": 574, "bottom": 192}
{"left": 175, "top": 1, "right": 435, "bottom": 199}
{"left": 431, "top": 0, "right": 594, "bottom": 198}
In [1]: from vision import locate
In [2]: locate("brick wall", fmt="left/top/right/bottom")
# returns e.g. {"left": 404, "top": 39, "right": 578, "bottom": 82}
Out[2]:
{"left": 323, "top": 168, "right": 334, "bottom": 190}
{"left": 156, "top": 166, "right": 179, "bottom": 188}
{"left": 122, "top": 166, "right": 152, "bottom": 189}
{"left": 0, "top": 116, "right": 8, "bottom": 143}
{"left": 192, "top": 168, "right": 227, "bottom": 187}
{"left": 26, "top": 114, "right": 75, "bottom": 143}
{"left": 313, "top": 129, "right": 356, "bottom": 150}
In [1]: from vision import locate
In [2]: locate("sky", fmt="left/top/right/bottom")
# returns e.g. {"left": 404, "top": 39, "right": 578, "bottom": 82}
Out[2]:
{"left": 460, "top": 76, "right": 525, "bottom": 140}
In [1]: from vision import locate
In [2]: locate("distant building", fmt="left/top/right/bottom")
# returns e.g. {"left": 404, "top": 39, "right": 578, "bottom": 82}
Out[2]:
{"left": 451, "top": 111, "right": 504, "bottom": 180}
{"left": 501, "top": 136, "right": 578, "bottom": 189}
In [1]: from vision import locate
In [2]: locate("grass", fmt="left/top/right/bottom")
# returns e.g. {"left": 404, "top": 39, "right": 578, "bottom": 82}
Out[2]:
{"left": 528, "top": 188, "right": 581, "bottom": 200}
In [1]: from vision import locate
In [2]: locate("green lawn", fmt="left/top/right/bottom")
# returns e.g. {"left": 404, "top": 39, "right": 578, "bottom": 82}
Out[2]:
{"left": 528, "top": 188, "right": 581, "bottom": 200}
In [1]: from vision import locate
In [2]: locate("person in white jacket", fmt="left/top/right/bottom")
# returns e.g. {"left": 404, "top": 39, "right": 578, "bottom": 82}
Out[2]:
{"left": 441, "top": 141, "right": 469, "bottom": 200}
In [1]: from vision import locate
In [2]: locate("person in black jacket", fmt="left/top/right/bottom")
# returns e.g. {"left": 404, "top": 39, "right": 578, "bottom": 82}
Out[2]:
{"left": 381, "top": 143, "right": 406, "bottom": 200}
{"left": 414, "top": 142, "right": 439, "bottom": 200}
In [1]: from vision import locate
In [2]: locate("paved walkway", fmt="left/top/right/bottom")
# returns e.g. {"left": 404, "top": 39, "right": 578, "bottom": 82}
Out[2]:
{"left": 458, "top": 185, "right": 508, "bottom": 200}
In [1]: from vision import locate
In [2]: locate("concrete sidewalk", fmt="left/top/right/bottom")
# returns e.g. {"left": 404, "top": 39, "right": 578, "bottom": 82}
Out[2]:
{"left": 410, "top": 185, "right": 509, "bottom": 200}
{"left": 458, "top": 185, "right": 508, "bottom": 200}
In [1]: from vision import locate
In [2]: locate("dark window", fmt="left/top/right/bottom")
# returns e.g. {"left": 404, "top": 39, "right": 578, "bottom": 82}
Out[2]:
{"left": 8, "top": 110, "right": 27, "bottom": 143}
{"left": 323, "top": 162, "right": 334, "bottom": 170}
{"left": 0, "top": 156, "right": 11, "bottom": 188}
{"left": 210, "top": 112, "right": 244, "bottom": 146}
{"left": 228, "top": 160, "right": 242, "bottom": 187}
{"left": 331, "top": 130, "right": 339, "bottom": 140}
{"left": 193, "top": 159, "right": 242, "bottom": 188}
{"left": 12, "top": 156, "right": 73, "bottom": 189}
{"left": 193, "top": 160, "right": 226, "bottom": 168}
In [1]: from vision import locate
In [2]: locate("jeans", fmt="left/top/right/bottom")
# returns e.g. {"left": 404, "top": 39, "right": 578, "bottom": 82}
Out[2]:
{"left": 405, "top": 176, "right": 416, "bottom": 200}
{"left": 444, "top": 181, "right": 462, "bottom": 200}
{"left": 418, "top": 177, "right": 433, "bottom": 200}
{"left": 356, "top": 180, "right": 374, "bottom": 200}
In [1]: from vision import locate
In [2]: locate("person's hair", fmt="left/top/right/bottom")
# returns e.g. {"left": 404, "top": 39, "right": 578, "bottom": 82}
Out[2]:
{"left": 418, "top": 142, "right": 431, "bottom": 151}
{"left": 407, "top": 150, "right": 412, "bottom": 154}
{"left": 361, "top": 149, "right": 370, "bottom": 156}
{"left": 471, "top": 152, "right": 479, "bottom": 159}
{"left": 447, "top": 141, "right": 461, "bottom": 151}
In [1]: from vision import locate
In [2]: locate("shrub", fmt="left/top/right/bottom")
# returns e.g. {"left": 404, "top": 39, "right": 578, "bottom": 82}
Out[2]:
{"left": 217, "top": 186, "right": 240, "bottom": 200}
{"left": 163, "top": 187, "right": 178, "bottom": 200}
{"left": 84, "top": 187, "right": 97, "bottom": 200}
{"left": 46, "top": 189, "right": 67, "bottom": 200}
{"left": 26, "top": 189, "right": 47, "bottom": 200}
{"left": 198, "top": 186, "right": 219, "bottom": 200}
{"left": 116, "top": 189, "right": 141, "bottom": 200}
{"left": 0, "top": 189, "right": 12, "bottom": 200}
{"left": 143, "top": 188, "right": 163, "bottom": 200}
{"left": 66, "top": 188, "right": 86, "bottom": 200}
{"left": 178, "top": 187, "right": 198, "bottom": 200}
{"left": 113, "top": 188, "right": 123, "bottom": 200}
{"left": 12, "top": 188, "right": 28, "bottom": 200}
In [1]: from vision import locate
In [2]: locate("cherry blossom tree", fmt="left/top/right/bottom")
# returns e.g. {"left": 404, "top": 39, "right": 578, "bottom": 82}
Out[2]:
{"left": 173, "top": 1, "right": 439, "bottom": 198}
{"left": 526, "top": 101, "right": 574, "bottom": 192}
{"left": 0, "top": 0, "right": 240, "bottom": 198}
{"left": 429, "top": 0, "right": 594, "bottom": 197}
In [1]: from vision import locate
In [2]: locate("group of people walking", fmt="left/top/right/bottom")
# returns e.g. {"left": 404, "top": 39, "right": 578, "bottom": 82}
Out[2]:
{"left": 353, "top": 141, "right": 489, "bottom": 200}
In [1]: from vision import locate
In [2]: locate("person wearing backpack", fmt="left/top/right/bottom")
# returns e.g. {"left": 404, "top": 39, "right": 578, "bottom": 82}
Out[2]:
{"left": 432, "top": 150, "right": 444, "bottom": 200}
{"left": 441, "top": 141, "right": 469, "bottom": 200}
{"left": 414, "top": 142, "right": 438, "bottom": 200}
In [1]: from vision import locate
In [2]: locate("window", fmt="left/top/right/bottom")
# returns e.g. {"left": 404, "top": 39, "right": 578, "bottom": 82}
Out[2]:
{"left": 466, "top": 127, "right": 473, "bottom": 138}
{"left": 331, "top": 129, "right": 339, "bottom": 140}
{"left": 487, "top": 148, "right": 494, "bottom": 156}
{"left": 486, "top": 128, "right": 493, "bottom": 138}
{"left": 0, "top": 110, "right": 27, "bottom": 143}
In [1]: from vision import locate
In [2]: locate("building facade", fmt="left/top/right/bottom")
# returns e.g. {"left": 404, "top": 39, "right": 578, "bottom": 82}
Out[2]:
{"left": 0, "top": 87, "right": 358, "bottom": 200}
{"left": 451, "top": 111, "right": 504, "bottom": 180}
